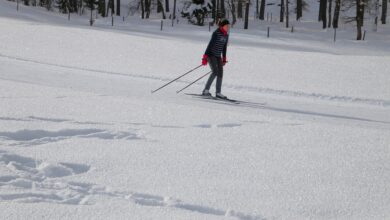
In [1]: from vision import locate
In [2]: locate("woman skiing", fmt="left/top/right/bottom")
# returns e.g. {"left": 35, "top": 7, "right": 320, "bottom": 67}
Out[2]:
{"left": 201, "top": 19, "right": 230, "bottom": 99}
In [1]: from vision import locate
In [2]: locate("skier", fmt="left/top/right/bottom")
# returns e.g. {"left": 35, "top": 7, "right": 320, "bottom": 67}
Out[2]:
{"left": 201, "top": 19, "right": 230, "bottom": 99}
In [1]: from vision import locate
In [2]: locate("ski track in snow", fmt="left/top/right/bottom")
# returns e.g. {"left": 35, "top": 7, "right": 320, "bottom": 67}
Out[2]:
{"left": 190, "top": 97, "right": 390, "bottom": 126}
{"left": 1, "top": 52, "right": 389, "bottom": 108}
{"left": 0, "top": 150, "right": 263, "bottom": 220}
{"left": 0, "top": 126, "right": 143, "bottom": 146}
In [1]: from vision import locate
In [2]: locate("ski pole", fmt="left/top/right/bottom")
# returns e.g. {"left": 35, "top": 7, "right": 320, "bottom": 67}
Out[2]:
{"left": 176, "top": 71, "right": 212, "bottom": 94}
{"left": 151, "top": 65, "right": 203, "bottom": 93}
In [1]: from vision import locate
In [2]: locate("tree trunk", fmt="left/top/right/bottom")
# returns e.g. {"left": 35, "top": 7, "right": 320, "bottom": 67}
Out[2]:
{"left": 141, "top": 0, "right": 145, "bottom": 19}
{"left": 220, "top": 0, "right": 226, "bottom": 18}
{"left": 216, "top": 0, "right": 219, "bottom": 21}
{"left": 212, "top": 0, "right": 216, "bottom": 21}
{"left": 98, "top": 0, "right": 105, "bottom": 16}
{"left": 328, "top": 0, "right": 332, "bottom": 28}
{"left": 332, "top": 0, "right": 340, "bottom": 28}
{"left": 374, "top": 0, "right": 379, "bottom": 31}
{"left": 280, "top": 0, "right": 284, "bottom": 22}
{"left": 259, "top": 0, "right": 266, "bottom": 20}
{"left": 319, "top": 0, "right": 322, "bottom": 21}
{"left": 286, "top": 0, "right": 289, "bottom": 27}
{"left": 157, "top": 0, "right": 166, "bottom": 19}
{"left": 244, "top": 1, "right": 249, "bottom": 29}
{"left": 296, "top": 0, "right": 302, "bottom": 20}
{"left": 145, "top": 0, "right": 150, "bottom": 18}
{"left": 111, "top": 0, "right": 115, "bottom": 15}
{"left": 106, "top": 0, "right": 114, "bottom": 16}
{"left": 116, "top": 0, "right": 120, "bottom": 16}
{"left": 381, "top": 0, "right": 387, "bottom": 24}
{"left": 356, "top": 0, "right": 365, "bottom": 40}
{"left": 90, "top": 7, "right": 93, "bottom": 26}
{"left": 173, "top": 0, "right": 176, "bottom": 18}
{"left": 320, "top": 0, "right": 327, "bottom": 28}
{"left": 238, "top": 0, "right": 243, "bottom": 18}
{"left": 230, "top": 0, "right": 237, "bottom": 24}
{"left": 165, "top": 0, "right": 169, "bottom": 12}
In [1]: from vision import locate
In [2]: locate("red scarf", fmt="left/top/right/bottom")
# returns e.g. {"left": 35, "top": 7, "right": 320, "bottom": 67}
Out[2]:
{"left": 220, "top": 27, "right": 228, "bottom": 36}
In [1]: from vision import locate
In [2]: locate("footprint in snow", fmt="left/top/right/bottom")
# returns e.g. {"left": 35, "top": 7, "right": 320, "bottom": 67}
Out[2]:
{"left": 0, "top": 150, "right": 91, "bottom": 205}
{"left": 0, "top": 150, "right": 264, "bottom": 220}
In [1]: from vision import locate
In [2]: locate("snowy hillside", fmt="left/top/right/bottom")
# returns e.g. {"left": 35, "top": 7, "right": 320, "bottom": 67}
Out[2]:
{"left": 1, "top": 1, "right": 390, "bottom": 219}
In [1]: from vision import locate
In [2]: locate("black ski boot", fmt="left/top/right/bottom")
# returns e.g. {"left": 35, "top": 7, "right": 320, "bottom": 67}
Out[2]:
{"left": 202, "top": 89, "right": 212, "bottom": 96}
{"left": 216, "top": 93, "right": 227, "bottom": 99}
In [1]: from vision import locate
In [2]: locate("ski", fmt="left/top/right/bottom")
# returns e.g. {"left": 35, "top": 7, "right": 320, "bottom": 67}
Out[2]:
{"left": 185, "top": 93, "right": 266, "bottom": 106}
{"left": 185, "top": 93, "right": 241, "bottom": 104}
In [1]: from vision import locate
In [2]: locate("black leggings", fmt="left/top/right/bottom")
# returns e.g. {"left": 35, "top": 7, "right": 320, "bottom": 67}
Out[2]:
{"left": 204, "top": 56, "right": 223, "bottom": 93}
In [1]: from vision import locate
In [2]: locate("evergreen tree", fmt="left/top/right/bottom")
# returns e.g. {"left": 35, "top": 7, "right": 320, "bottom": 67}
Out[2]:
{"left": 68, "top": 0, "right": 79, "bottom": 13}
{"left": 57, "top": 0, "right": 69, "bottom": 13}
{"left": 182, "top": 0, "right": 213, "bottom": 25}
{"left": 84, "top": 0, "right": 98, "bottom": 25}
{"left": 296, "top": 0, "right": 302, "bottom": 20}
{"left": 98, "top": 0, "right": 106, "bottom": 17}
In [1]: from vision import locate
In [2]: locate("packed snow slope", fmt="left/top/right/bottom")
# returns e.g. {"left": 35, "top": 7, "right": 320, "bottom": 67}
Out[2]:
{"left": 1, "top": 1, "right": 389, "bottom": 220}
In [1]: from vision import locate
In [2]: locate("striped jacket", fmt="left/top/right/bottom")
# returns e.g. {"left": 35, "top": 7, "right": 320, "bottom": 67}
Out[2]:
{"left": 204, "top": 28, "right": 229, "bottom": 58}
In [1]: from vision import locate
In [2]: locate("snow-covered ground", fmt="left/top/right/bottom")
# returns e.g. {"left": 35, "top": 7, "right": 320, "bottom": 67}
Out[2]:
{"left": 1, "top": 1, "right": 389, "bottom": 219}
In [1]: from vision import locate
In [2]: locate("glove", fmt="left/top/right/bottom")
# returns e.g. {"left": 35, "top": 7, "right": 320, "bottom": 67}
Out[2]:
{"left": 202, "top": 54, "right": 208, "bottom": 66}
{"left": 222, "top": 56, "right": 227, "bottom": 66}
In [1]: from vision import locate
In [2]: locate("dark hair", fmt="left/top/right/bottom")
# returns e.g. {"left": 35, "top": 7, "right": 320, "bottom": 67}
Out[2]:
{"left": 219, "top": 19, "right": 230, "bottom": 27}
